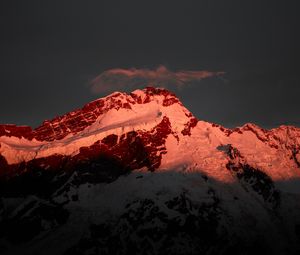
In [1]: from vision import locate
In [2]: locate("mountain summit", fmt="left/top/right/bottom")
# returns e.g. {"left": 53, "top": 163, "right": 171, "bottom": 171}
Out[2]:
{"left": 1, "top": 87, "right": 299, "bottom": 181}
{"left": 0, "top": 87, "right": 197, "bottom": 179}
{"left": 0, "top": 87, "right": 300, "bottom": 255}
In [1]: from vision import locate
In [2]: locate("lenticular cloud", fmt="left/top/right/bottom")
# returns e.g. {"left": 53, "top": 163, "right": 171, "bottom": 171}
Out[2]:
{"left": 90, "top": 65, "right": 224, "bottom": 94}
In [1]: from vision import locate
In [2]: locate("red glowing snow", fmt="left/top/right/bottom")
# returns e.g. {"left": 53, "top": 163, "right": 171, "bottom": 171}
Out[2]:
{"left": 0, "top": 87, "right": 299, "bottom": 184}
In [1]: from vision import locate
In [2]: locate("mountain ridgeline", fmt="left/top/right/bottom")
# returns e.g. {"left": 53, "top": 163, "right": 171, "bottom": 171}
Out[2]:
{"left": 0, "top": 87, "right": 300, "bottom": 255}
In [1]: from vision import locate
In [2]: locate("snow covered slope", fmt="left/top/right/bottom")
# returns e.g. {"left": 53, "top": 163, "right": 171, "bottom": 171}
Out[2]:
{"left": 0, "top": 87, "right": 299, "bottom": 182}
{"left": 1, "top": 87, "right": 300, "bottom": 255}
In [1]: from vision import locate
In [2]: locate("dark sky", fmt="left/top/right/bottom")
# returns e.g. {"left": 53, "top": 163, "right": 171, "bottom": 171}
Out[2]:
{"left": 0, "top": 0, "right": 299, "bottom": 128}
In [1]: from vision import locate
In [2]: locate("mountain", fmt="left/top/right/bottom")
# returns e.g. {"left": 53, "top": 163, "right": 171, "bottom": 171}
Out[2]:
{"left": 0, "top": 87, "right": 300, "bottom": 255}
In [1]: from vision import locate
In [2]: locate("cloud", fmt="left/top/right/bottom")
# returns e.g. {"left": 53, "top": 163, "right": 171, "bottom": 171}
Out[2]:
{"left": 90, "top": 65, "right": 224, "bottom": 94}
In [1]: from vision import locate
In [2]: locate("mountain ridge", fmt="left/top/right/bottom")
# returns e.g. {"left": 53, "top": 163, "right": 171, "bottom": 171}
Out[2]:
{"left": 1, "top": 87, "right": 299, "bottom": 141}
{"left": 1, "top": 87, "right": 300, "bottom": 255}
{"left": 0, "top": 87, "right": 299, "bottom": 183}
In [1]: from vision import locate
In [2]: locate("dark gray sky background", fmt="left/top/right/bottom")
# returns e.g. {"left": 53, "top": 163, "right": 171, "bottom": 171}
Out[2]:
{"left": 0, "top": 0, "right": 299, "bottom": 128}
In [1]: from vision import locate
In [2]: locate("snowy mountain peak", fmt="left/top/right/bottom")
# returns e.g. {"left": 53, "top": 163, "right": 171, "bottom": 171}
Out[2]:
{"left": 0, "top": 87, "right": 188, "bottom": 143}
{"left": 0, "top": 87, "right": 197, "bottom": 176}
{"left": 0, "top": 87, "right": 299, "bottom": 184}
{"left": 1, "top": 87, "right": 300, "bottom": 255}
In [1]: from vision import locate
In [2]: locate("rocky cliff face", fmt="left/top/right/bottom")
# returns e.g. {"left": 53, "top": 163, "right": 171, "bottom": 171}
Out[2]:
{"left": 0, "top": 87, "right": 300, "bottom": 255}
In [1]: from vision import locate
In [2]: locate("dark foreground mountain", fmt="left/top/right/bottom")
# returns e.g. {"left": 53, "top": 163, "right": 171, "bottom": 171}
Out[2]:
{"left": 0, "top": 87, "right": 300, "bottom": 255}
